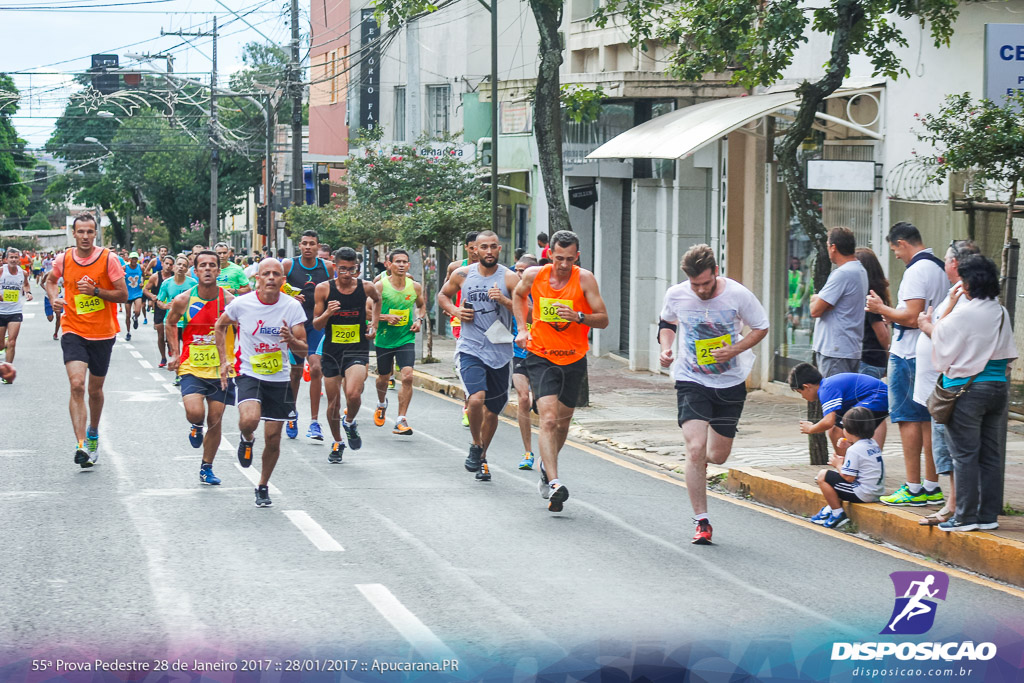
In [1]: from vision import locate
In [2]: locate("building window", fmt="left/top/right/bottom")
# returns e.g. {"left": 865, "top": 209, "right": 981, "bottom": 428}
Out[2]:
{"left": 329, "top": 51, "right": 337, "bottom": 103}
{"left": 427, "top": 84, "right": 450, "bottom": 137}
{"left": 394, "top": 86, "right": 406, "bottom": 141}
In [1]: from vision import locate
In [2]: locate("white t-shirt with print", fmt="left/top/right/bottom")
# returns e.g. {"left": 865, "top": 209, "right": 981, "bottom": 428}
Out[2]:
{"left": 890, "top": 249, "right": 950, "bottom": 359}
{"left": 660, "top": 277, "right": 770, "bottom": 389}
{"left": 841, "top": 437, "right": 885, "bottom": 501}
{"left": 224, "top": 291, "right": 307, "bottom": 382}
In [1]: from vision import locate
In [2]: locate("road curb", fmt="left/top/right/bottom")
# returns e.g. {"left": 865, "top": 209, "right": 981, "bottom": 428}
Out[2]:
{"left": 725, "top": 467, "right": 1024, "bottom": 588}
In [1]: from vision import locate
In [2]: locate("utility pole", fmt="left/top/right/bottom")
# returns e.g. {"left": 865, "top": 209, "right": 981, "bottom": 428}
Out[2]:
{"left": 490, "top": 0, "right": 498, "bottom": 234}
{"left": 290, "top": 0, "right": 304, "bottom": 215}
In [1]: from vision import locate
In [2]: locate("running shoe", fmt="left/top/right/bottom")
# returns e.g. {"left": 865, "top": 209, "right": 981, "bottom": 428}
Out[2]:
{"left": 343, "top": 420, "right": 362, "bottom": 450}
{"left": 923, "top": 486, "right": 945, "bottom": 504}
{"left": 518, "top": 452, "right": 535, "bottom": 470}
{"left": 822, "top": 511, "right": 850, "bottom": 529}
{"left": 476, "top": 458, "right": 492, "bottom": 481}
{"left": 393, "top": 419, "right": 413, "bottom": 436}
{"left": 143, "top": 317, "right": 148, "bottom": 325}
{"left": 389, "top": 378, "right": 395, "bottom": 390}
{"left": 125, "top": 332, "right": 132, "bottom": 342}
{"left": 880, "top": 484, "right": 929, "bottom": 507}
{"left": 74, "top": 440, "right": 90, "bottom": 468}
{"left": 810, "top": 505, "right": 832, "bottom": 525}
{"left": 133, "top": 314, "right": 139, "bottom": 329}
{"left": 173, "top": 375, "right": 181, "bottom": 387}
{"left": 199, "top": 463, "right": 221, "bottom": 485}
{"left": 286, "top": 411, "right": 298, "bottom": 439}
{"left": 85, "top": 427, "right": 99, "bottom": 454}
{"left": 254, "top": 485, "right": 272, "bottom": 507}
{"left": 465, "top": 444, "right": 483, "bottom": 472}
{"left": 328, "top": 441, "right": 344, "bottom": 464}
{"left": 158, "top": 359, "right": 167, "bottom": 368}
{"left": 977, "top": 521, "right": 1000, "bottom": 530}
{"left": 237, "top": 437, "right": 254, "bottom": 468}
{"left": 374, "top": 401, "right": 387, "bottom": 427}
{"left": 189, "top": 423, "right": 204, "bottom": 449}
{"left": 461, "top": 409, "right": 470, "bottom": 428}
{"left": 548, "top": 482, "right": 569, "bottom": 512}
{"left": 307, "top": 420, "right": 324, "bottom": 442}
{"left": 937, "top": 519, "right": 979, "bottom": 532}
{"left": 539, "top": 461, "right": 551, "bottom": 499}
{"left": 692, "top": 518, "right": 713, "bottom": 545}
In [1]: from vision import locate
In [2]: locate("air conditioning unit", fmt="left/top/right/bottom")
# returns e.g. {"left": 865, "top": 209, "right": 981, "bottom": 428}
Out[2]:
{"left": 478, "top": 137, "right": 493, "bottom": 167}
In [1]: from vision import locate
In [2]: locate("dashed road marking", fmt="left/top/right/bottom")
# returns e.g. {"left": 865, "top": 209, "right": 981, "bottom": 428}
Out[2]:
{"left": 356, "top": 584, "right": 458, "bottom": 661}
{"left": 284, "top": 510, "right": 344, "bottom": 551}
{"left": 139, "top": 360, "right": 153, "bottom": 369}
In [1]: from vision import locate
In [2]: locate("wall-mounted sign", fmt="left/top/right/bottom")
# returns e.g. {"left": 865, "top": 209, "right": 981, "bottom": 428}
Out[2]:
{"left": 500, "top": 101, "right": 532, "bottom": 134}
{"left": 359, "top": 10, "right": 380, "bottom": 129}
{"left": 985, "top": 24, "right": 1024, "bottom": 106}
{"left": 569, "top": 184, "right": 597, "bottom": 210}
{"left": 806, "top": 160, "right": 879, "bottom": 192}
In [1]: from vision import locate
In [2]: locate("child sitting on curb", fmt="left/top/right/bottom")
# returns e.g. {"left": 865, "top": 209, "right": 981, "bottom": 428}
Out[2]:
{"left": 789, "top": 363, "right": 889, "bottom": 452}
{"left": 810, "top": 406, "right": 886, "bottom": 529}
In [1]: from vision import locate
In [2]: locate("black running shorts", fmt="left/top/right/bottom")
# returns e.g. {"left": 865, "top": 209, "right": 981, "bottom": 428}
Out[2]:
{"left": 321, "top": 352, "right": 369, "bottom": 378}
{"left": 235, "top": 375, "right": 295, "bottom": 421}
{"left": 375, "top": 342, "right": 415, "bottom": 376}
{"left": 61, "top": 333, "right": 115, "bottom": 377}
{"left": 675, "top": 380, "right": 747, "bottom": 439}
{"left": 525, "top": 353, "right": 586, "bottom": 409}
{"left": 512, "top": 355, "right": 528, "bottom": 377}
{"left": 0, "top": 313, "right": 23, "bottom": 326}
{"left": 824, "top": 469, "right": 870, "bottom": 503}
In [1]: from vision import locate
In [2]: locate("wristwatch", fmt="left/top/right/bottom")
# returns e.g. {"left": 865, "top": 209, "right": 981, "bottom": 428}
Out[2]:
{"left": 577, "top": 311, "right": 585, "bottom": 324}
{"left": 93, "top": 286, "right": 100, "bottom": 296}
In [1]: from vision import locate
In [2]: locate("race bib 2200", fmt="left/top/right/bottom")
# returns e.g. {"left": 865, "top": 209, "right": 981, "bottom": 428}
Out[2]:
{"left": 331, "top": 324, "right": 360, "bottom": 344}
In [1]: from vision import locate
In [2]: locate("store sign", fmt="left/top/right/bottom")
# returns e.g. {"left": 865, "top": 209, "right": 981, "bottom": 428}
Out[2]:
{"left": 569, "top": 184, "right": 597, "bottom": 210}
{"left": 359, "top": 10, "right": 380, "bottom": 128}
{"left": 500, "top": 101, "right": 532, "bottom": 134}
{"left": 806, "top": 160, "right": 878, "bottom": 192}
{"left": 985, "top": 23, "right": 1024, "bottom": 106}
{"left": 350, "top": 142, "right": 476, "bottom": 160}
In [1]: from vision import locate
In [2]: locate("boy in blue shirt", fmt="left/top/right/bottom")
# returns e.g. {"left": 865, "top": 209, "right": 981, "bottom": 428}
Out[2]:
{"left": 809, "top": 406, "right": 886, "bottom": 528}
{"left": 789, "top": 363, "right": 888, "bottom": 452}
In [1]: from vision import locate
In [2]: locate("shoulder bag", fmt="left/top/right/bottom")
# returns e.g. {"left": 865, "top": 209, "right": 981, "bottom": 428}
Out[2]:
{"left": 926, "top": 309, "right": 1005, "bottom": 424}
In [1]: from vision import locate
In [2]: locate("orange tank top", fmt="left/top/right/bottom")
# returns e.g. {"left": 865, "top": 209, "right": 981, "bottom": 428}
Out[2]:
{"left": 61, "top": 248, "right": 120, "bottom": 340}
{"left": 527, "top": 264, "right": 591, "bottom": 365}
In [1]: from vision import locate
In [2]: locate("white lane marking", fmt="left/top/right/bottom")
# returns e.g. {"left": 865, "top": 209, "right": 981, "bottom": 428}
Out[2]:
{"left": 22, "top": 313, "right": 35, "bottom": 319}
{"left": 163, "top": 384, "right": 178, "bottom": 394}
{"left": 139, "top": 360, "right": 153, "bottom": 369}
{"left": 123, "top": 343, "right": 135, "bottom": 349}
{"left": 150, "top": 372, "right": 165, "bottom": 382}
{"left": 0, "top": 490, "right": 57, "bottom": 498}
{"left": 356, "top": 584, "right": 458, "bottom": 661}
{"left": 233, "top": 462, "right": 281, "bottom": 496}
{"left": 0, "top": 449, "right": 36, "bottom": 456}
{"left": 284, "top": 510, "right": 344, "bottom": 551}
{"left": 220, "top": 436, "right": 232, "bottom": 451}
{"left": 137, "top": 486, "right": 251, "bottom": 496}
{"left": 129, "top": 350, "right": 143, "bottom": 359}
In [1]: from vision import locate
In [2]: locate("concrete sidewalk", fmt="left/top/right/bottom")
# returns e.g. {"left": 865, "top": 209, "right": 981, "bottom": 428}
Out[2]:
{"left": 412, "top": 335, "right": 1024, "bottom": 587}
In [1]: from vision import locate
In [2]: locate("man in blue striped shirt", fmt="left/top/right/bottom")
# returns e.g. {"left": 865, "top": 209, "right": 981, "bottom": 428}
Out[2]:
{"left": 789, "top": 362, "right": 888, "bottom": 454}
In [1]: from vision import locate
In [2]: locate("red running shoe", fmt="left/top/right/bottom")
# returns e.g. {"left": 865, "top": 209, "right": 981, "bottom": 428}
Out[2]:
{"left": 692, "top": 518, "right": 713, "bottom": 545}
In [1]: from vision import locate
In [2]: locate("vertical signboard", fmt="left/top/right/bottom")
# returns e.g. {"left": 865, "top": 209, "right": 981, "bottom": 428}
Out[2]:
{"left": 90, "top": 54, "right": 120, "bottom": 94}
{"left": 360, "top": 10, "right": 381, "bottom": 129}
{"left": 985, "top": 24, "right": 1024, "bottom": 105}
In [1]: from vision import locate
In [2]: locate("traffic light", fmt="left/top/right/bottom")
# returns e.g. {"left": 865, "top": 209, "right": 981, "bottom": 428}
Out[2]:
{"left": 256, "top": 205, "right": 267, "bottom": 235}
{"left": 90, "top": 54, "right": 120, "bottom": 94}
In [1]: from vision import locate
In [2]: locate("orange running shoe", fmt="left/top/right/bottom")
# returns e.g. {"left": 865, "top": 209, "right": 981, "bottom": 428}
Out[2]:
{"left": 374, "top": 401, "right": 387, "bottom": 427}
{"left": 392, "top": 418, "right": 412, "bottom": 435}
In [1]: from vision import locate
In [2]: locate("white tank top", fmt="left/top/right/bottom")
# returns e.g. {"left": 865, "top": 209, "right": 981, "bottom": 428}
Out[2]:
{"left": 0, "top": 266, "right": 25, "bottom": 315}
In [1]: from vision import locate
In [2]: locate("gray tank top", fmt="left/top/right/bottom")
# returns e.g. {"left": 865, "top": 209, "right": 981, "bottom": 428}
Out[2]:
{"left": 456, "top": 263, "right": 514, "bottom": 368}
{"left": 0, "top": 266, "right": 24, "bottom": 315}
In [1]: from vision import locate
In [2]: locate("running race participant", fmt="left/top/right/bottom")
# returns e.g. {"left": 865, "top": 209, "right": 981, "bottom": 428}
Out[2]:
{"left": 373, "top": 249, "right": 426, "bottom": 435}
{"left": 513, "top": 231, "right": 609, "bottom": 509}
{"left": 444, "top": 231, "right": 479, "bottom": 426}
{"left": 658, "top": 244, "right": 769, "bottom": 544}
{"left": 31, "top": 252, "right": 42, "bottom": 282}
{"left": 440, "top": 230, "right": 519, "bottom": 483}
{"left": 282, "top": 230, "right": 332, "bottom": 442}
{"left": 214, "top": 242, "right": 252, "bottom": 295}
{"left": 511, "top": 255, "right": 538, "bottom": 468}
{"left": 215, "top": 258, "right": 307, "bottom": 507}
{"left": 44, "top": 275, "right": 64, "bottom": 340}
{"left": 317, "top": 244, "right": 337, "bottom": 277}
{"left": 1, "top": 248, "right": 33, "bottom": 373}
{"left": 123, "top": 252, "right": 145, "bottom": 339}
{"left": 0, "top": 360, "right": 15, "bottom": 383}
{"left": 46, "top": 213, "right": 128, "bottom": 467}
{"left": 166, "top": 250, "right": 235, "bottom": 486}
{"left": 145, "top": 255, "right": 174, "bottom": 366}
{"left": 313, "top": 247, "right": 381, "bottom": 462}
{"left": 157, "top": 256, "right": 198, "bottom": 385}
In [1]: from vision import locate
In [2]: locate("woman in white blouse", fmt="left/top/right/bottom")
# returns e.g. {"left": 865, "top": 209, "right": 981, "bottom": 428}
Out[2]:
{"left": 920, "top": 255, "right": 1017, "bottom": 532}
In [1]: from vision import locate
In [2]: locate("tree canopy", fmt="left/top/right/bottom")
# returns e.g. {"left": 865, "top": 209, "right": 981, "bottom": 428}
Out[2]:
{"left": 0, "top": 74, "right": 34, "bottom": 222}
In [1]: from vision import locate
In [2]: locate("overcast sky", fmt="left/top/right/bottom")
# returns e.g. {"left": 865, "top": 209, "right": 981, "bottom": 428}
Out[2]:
{"left": 1, "top": 0, "right": 299, "bottom": 149}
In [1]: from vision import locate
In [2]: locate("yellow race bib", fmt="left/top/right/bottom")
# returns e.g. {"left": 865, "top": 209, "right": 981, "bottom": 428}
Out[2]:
{"left": 74, "top": 293, "right": 104, "bottom": 315}
{"left": 251, "top": 350, "right": 284, "bottom": 375}
{"left": 2, "top": 289, "right": 18, "bottom": 303}
{"left": 281, "top": 282, "right": 302, "bottom": 297}
{"left": 389, "top": 308, "right": 410, "bottom": 326}
{"left": 539, "top": 297, "right": 574, "bottom": 323}
{"left": 331, "top": 324, "right": 360, "bottom": 344}
{"left": 695, "top": 334, "right": 732, "bottom": 366}
{"left": 188, "top": 345, "right": 220, "bottom": 368}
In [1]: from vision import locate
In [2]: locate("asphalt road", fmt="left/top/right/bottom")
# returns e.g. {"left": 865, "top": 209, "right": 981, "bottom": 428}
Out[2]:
{"left": 2, "top": 283, "right": 1022, "bottom": 680}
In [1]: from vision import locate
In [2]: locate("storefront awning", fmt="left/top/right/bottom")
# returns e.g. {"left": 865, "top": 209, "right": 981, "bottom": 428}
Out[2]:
{"left": 587, "top": 82, "right": 883, "bottom": 161}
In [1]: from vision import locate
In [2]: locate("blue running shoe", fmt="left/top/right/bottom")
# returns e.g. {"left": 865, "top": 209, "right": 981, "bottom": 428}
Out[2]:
{"left": 823, "top": 511, "right": 850, "bottom": 529}
{"left": 810, "top": 505, "right": 832, "bottom": 525}
{"left": 307, "top": 420, "right": 324, "bottom": 442}
{"left": 86, "top": 427, "right": 99, "bottom": 454}
{"left": 189, "top": 423, "right": 204, "bottom": 449}
{"left": 74, "top": 440, "right": 90, "bottom": 468}
{"left": 343, "top": 420, "right": 362, "bottom": 450}
{"left": 286, "top": 411, "right": 298, "bottom": 439}
{"left": 199, "top": 463, "right": 221, "bottom": 485}
{"left": 518, "top": 452, "right": 535, "bottom": 470}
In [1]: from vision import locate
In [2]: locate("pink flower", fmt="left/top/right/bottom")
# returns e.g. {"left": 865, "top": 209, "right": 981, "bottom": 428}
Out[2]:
{"left": 331, "top": 192, "right": 337, "bottom": 198}
{"left": 368, "top": 164, "right": 375, "bottom": 168}
{"left": 415, "top": 196, "right": 422, "bottom": 202}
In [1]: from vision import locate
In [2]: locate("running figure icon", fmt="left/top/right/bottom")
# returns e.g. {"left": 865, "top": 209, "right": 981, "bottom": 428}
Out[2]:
{"left": 881, "top": 571, "right": 949, "bottom": 635}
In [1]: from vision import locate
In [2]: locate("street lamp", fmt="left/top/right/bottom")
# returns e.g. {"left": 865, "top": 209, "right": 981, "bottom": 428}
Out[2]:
{"left": 84, "top": 136, "right": 111, "bottom": 153}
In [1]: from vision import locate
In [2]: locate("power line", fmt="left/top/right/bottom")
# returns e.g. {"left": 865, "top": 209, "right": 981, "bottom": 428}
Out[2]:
{"left": 0, "top": 0, "right": 176, "bottom": 9}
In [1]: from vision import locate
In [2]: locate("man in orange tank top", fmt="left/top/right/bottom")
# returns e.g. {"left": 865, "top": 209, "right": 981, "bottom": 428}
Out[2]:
{"left": 45, "top": 214, "right": 128, "bottom": 468}
{"left": 513, "top": 230, "right": 609, "bottom": 513}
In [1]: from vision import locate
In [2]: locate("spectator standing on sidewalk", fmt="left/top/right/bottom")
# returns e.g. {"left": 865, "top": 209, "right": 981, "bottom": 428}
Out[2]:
{"left": 809, "top": 227, "right": 868, "bottom": 377}
{"left": 866, "top": 222, "right": 949, "bottom": 507}
{"left": 915, "top": 240, "right": 980, "bottom": 525}
{"left": 924, "top": 255, "right": 1017, "bottom": 532}
{"left": 854, "top": 248, "right": 890, "bottom": 379}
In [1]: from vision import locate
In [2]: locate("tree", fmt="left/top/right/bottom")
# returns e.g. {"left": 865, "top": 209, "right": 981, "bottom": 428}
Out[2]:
{"left": 593, "top": 0, "right": 960, "bottom": 464}
{"left": 24, "top": 211, "right": 50, "bottom": 231}
{"left": 131, "top": 215, "right": 172, "bottom": 252}
{"left": 916, "top": 91, "right": 1024, "bottom": 299}
{"left": 372, "top": 0, "right": 573, "bottom": 234}
{"left": 0, "top": 74, "right": 34, "bottom": 221}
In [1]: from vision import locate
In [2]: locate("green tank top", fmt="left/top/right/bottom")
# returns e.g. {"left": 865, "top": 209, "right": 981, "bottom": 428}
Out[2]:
{"left": 376, "top": 275, "right": 416, "bottom": 349}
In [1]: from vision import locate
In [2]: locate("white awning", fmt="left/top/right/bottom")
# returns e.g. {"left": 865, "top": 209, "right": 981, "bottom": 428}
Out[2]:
{"left": 587, "top": 82, "right": 883, "bottom": 161}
